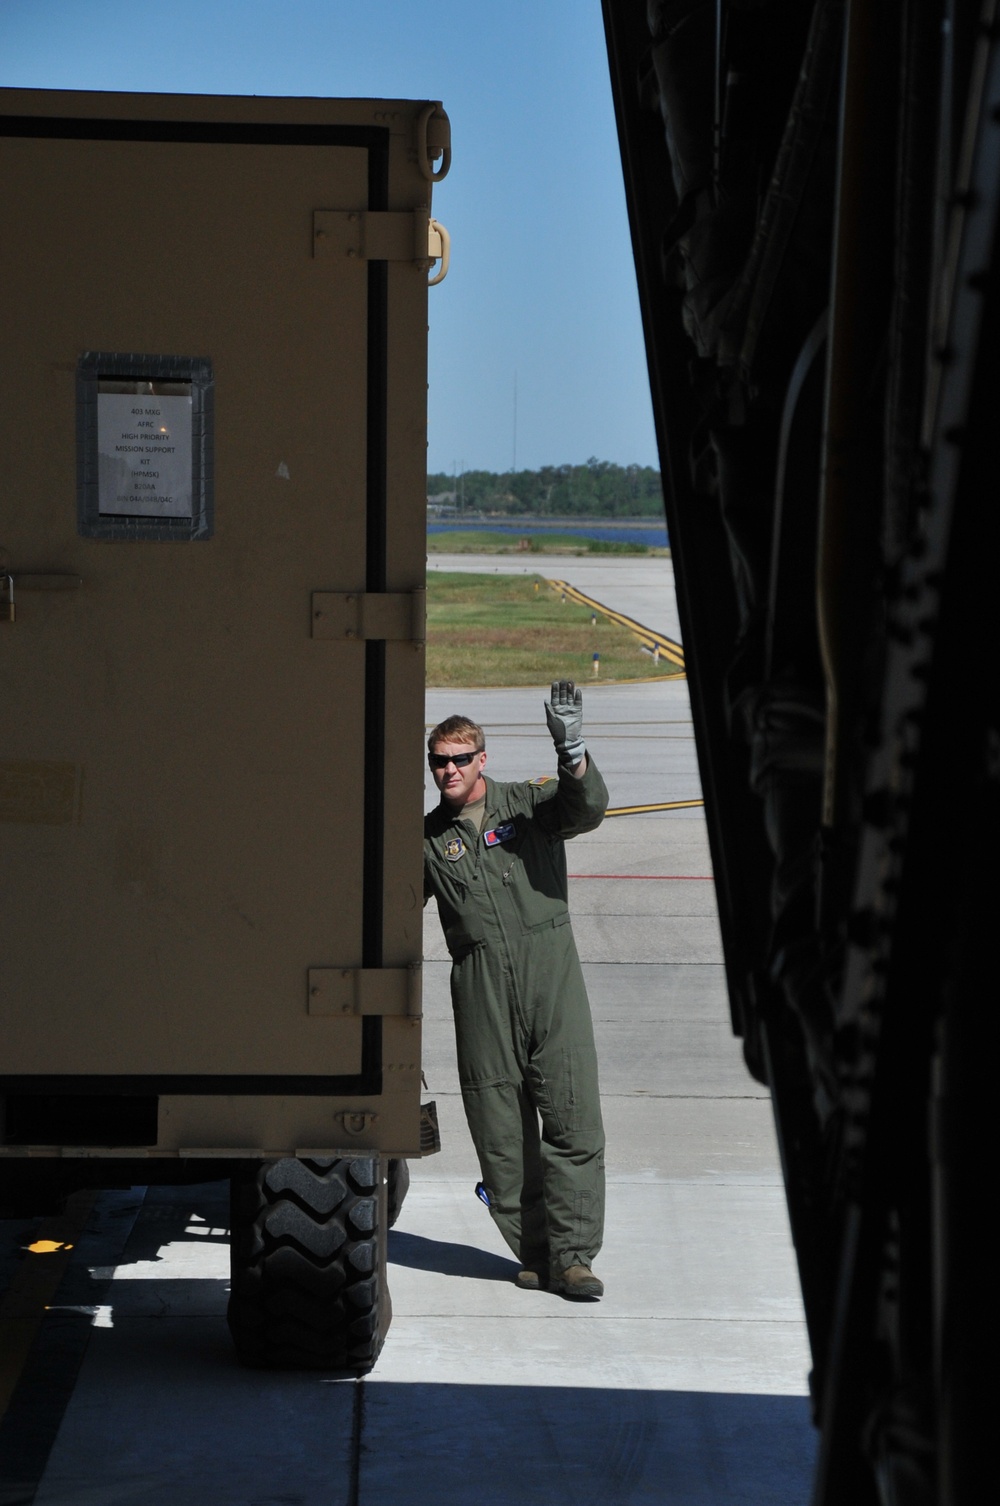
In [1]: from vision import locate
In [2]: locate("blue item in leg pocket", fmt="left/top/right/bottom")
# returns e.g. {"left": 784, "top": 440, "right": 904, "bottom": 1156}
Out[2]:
{"left": 484, "top": 821, "right": 516, "bottom": 848}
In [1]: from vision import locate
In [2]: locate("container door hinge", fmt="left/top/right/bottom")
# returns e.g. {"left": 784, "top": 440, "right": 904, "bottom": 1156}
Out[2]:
{"left": 313, "top": 209, "right": 449, "bottom": 282}
{"left": 311, "top": 589, "right": 425, "bottom": 644}
{"left": 313, "top": 207, "right": 427, "bottom": 262}
{"left": 307, "top": 964, "right": 422, "bottom": 1019}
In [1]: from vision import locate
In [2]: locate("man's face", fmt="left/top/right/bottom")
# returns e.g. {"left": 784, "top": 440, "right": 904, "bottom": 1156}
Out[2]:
{"left": 429, "top": 739, "right": 487, "bottom": 807}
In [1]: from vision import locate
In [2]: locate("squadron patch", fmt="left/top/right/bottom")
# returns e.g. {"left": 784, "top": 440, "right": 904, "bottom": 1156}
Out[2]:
{"left": 443, "top": 836, "right": 466, "bottom": 862}
{"left": 484, "top": 821, "right": 517, "bottom": 848}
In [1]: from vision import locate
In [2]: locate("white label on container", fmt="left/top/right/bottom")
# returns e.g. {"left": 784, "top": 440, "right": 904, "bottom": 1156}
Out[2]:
{"left": 97, "top": 393, "right": 193, "bottom": 517}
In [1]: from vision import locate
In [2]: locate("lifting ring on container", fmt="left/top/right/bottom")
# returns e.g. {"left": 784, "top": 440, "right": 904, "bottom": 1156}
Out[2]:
{"left": 417, "top": 103, "right": 452, "bottom": 182}
{"left": 428, "top": 218, "right": 451, "bottom": 286}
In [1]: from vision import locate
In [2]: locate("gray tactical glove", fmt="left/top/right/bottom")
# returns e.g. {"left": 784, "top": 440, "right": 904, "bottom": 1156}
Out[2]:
{"left": 544, "top": 680, "right": 586, "bottom": 767}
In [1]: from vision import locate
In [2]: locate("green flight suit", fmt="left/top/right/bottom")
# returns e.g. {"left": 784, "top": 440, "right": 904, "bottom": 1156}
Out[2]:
{"left": 424, "top": 757, "right": 608, "bottom": 1278}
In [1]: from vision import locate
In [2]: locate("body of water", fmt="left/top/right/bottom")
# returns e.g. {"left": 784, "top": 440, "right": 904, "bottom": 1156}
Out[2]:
{"left": 427, "top": 518, "right": 669, "bottom": 548}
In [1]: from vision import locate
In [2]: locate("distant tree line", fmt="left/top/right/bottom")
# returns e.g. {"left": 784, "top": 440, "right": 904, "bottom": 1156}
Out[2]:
{"left": 427, "top": 458, "right": 664, "bottom": 518}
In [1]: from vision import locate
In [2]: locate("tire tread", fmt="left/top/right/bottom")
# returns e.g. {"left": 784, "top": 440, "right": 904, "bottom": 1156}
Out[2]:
{"left": 227, "top": 1156, "right": 384, "bottom": 1371}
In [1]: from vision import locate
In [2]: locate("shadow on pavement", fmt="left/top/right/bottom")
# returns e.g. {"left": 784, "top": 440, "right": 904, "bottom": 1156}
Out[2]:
{"left": 360, "top": 1382, "right": 817, "bottom": 1506}
{"left": 388, "top": 1229, "right": 519, "bottom": 1282}
{"left": 12, "top": 1350, "right": 816, "bottom": 1506}
{"left": 111, "top": 1184, "right": 230, "bottom": 1268}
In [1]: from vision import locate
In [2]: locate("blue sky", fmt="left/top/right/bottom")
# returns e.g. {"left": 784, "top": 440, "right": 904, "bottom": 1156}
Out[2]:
{"left": 1, "top": 0, "right": 658, "bottom": 475}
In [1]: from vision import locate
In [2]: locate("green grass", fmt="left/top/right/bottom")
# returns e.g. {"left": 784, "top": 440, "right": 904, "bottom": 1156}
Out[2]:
{"left": 425, "top": 572, "right": 679, "bottom": 687}
{"left": 583, "top": 538, "right": 651, "bottom": 554}
{"left": 427, "top": 530, "right": 666, "bottom": 556}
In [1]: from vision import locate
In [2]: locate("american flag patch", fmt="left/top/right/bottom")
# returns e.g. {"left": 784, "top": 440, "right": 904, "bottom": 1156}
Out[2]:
{"left": 484, "top": 821, "right": 516, "bottom": 847}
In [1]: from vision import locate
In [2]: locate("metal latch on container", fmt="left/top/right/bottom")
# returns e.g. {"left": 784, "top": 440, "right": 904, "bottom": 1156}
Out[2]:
{"left": 417, "top": 103, "right": 452, "bottom": 183}
{"left": 2, "top": 572, "right": 84, "bottom": 623}
{"left": 308, "top": 965, "right": 422, "bottom": 1019}
{"left": 311, "top": 590, "right": 425, "bottom": 644}
{"left": 313, "top": 209, "right": 450, "bottom": 283}
{"left": 331, "top": 1111, "right": 379, "bottom": 1138}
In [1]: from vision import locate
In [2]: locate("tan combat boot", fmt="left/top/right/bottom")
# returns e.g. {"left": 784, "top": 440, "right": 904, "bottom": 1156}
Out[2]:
{"left": 552, "top": 1265, "right": 604, "bottom": 1299}
{"left": 515, "top": 1267, "right": 548, "bottom": 1291}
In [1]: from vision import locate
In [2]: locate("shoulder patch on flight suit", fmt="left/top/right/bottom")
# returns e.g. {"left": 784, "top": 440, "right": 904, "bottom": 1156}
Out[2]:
{"left": 443, "top": 836, "right": 466, "bottom": 861}
{"left": 528, "top": 775, "right": 555, "bottom": 787}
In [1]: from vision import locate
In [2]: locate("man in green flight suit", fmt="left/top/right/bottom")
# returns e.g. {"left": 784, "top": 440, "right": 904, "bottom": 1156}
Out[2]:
{"left": 424, "top": 681, "right": 608, "bottom": 1298}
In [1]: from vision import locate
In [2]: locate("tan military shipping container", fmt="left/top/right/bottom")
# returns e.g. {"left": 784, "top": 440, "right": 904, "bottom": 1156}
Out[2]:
{"left": 0, "top": 86, "right": 449, "bottom": 1368}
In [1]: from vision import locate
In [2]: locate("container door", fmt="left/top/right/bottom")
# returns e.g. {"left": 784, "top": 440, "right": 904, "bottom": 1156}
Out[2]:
{"left": 0, "top": 89, "right": 440, "bottom": 1155}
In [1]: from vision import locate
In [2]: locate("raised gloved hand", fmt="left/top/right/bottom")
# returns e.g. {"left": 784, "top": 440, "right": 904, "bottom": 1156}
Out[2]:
{"left": 544, "top": 680, "right": 586, "bottom": 768}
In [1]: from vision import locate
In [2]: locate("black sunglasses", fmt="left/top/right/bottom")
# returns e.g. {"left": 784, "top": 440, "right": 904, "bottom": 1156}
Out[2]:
{"left": 428, "top": 750, "right": 482, "bottom": 770}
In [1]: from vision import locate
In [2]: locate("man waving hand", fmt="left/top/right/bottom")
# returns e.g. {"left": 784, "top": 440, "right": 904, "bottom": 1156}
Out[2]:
{"left": 423, "top": 682, "right": 609, "bottom": 1298}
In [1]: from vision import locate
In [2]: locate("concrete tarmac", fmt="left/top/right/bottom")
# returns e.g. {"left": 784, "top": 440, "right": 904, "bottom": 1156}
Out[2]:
{"left": 0, "top": 559, "right": 816, "bottom": 1504}
{"left": 397, "top": 677, "right": 815, "bottom": 1504}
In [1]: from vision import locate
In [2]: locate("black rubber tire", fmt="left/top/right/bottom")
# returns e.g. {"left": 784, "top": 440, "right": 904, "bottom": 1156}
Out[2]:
{"left": 386, "top": 1158, "right": 409, "bottom": 1228}
{"left": 227, "top": 1156, "right": 385, "bottom": 1371}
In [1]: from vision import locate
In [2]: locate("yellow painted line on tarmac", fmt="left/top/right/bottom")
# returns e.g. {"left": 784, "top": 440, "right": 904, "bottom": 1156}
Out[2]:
{"left": 546, "top": 579, "right": 686, "bottom": 669}
{"left": 606, "top": 799, "right": 704, "bottom": 816}
{"left": 0, "top": 1191, "right": 96, "bottom": 1421}
{"left": 587, "top": 672, "right": 687, "bottom": 685}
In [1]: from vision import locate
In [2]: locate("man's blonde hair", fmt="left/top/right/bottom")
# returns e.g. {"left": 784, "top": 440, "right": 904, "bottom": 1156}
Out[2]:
{"left": 427, "top": 715, "right": 485, "bottom": 754}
